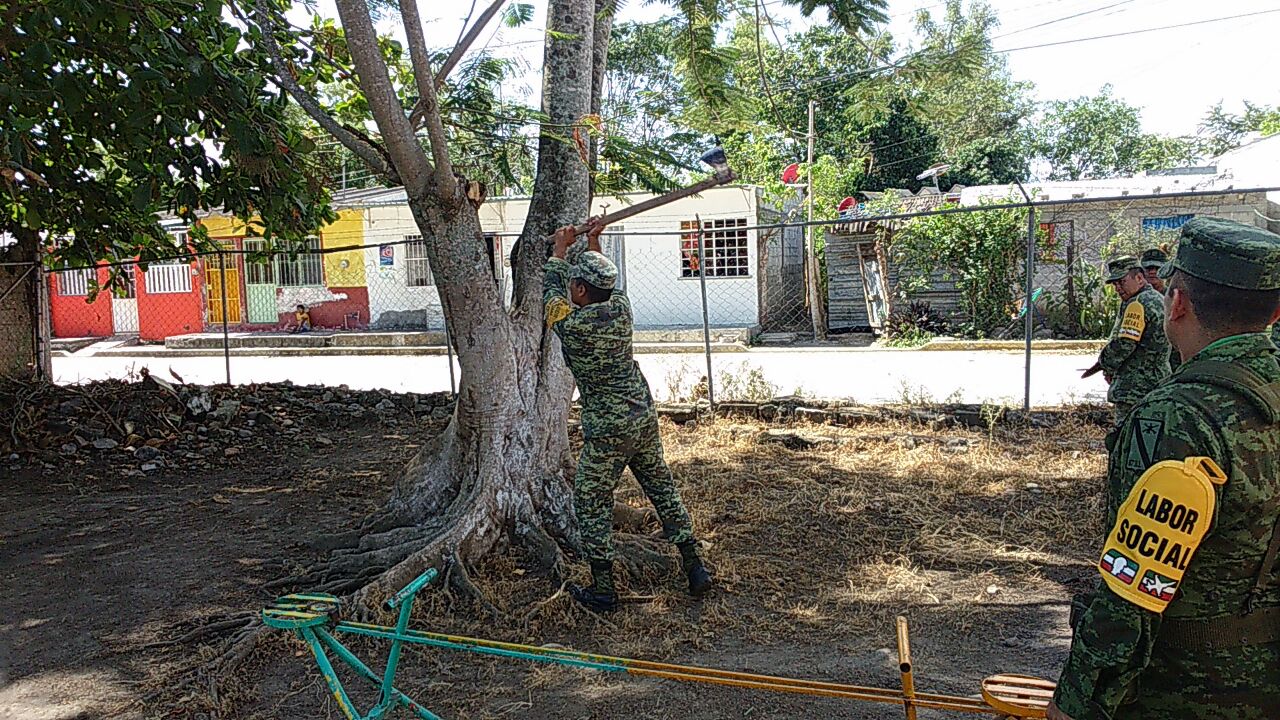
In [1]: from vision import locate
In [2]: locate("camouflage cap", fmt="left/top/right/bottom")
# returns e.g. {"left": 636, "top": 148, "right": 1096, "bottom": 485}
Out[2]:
{"left": 1104, "top": 256, "right": 1140, "bottom": 283}
{"left": 1157, "top": 217, "right": 1280, "bottom": 290}
{"left": 571, "top": 251, "right": 618, "bottom": 290}
{"left": 1140, "top": 247, "right": 1168, "bottom": 269}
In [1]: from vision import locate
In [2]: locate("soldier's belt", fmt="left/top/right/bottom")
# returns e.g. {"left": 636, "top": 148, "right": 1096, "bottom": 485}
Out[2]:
{"left": 1158, "top": 605, "right": 1280, "bottom": 651}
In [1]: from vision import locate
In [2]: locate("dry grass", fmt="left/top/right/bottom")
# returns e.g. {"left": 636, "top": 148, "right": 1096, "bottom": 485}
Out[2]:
{"left": 134, "top": 413, "right": 1109, "bottom": 718}
{"left": 400, "top": 413, "right": 1107, "bottom": 660}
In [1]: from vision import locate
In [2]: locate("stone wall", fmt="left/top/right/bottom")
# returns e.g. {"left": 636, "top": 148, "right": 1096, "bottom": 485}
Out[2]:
{"left": 655, "top": 397, "right": 1110, "bottom": 429}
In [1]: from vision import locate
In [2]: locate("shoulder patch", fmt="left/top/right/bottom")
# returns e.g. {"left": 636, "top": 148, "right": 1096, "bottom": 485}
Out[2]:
{"left": 545, "top": 297, "right": 573, "bottom": 328}
{"left": 1125, "top": 417, "right": 1165, "bottom": 471}
{"left": 1119, "top": 300, "right": 1145, "bottom": 341}
{"left": 1099, "top": 457, "right": 1226, "bottom": 613}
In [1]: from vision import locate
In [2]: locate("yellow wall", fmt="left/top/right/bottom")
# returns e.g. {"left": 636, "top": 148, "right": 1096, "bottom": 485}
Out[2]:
{"left": 198, "top": 210, "right": 367, "bottom": 287}
{"left": 320, "top": 209, "right": 366, "bottom": 287}
{"left": 200, "top": 215, "right": 263, "bottom": 241}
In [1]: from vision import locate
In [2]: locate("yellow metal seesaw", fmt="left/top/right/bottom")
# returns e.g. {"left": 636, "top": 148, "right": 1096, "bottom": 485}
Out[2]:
{"left": 262, "top": 569, "right": 1054, "bottom": 719}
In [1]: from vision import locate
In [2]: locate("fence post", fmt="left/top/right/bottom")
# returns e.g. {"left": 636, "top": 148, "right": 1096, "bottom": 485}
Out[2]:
{"left": 219, "top": 249, "right": 231, "bottom": 385}
{"left": 695, "top": 216, "right": 715, "bottom": 412}
{"left": 1024, "top": 206, "right": 1036, "bottom": 414}
{"left": 36, "top": 261, "right": 51, "bottom": 380}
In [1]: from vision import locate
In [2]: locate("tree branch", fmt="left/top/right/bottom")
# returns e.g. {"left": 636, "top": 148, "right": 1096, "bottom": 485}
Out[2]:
{"left": 438, "top": 0, "right": 507, "bottom": 87}
{"left": 250, "top": 0, "right": 395, "bottom": 181}
{"left": 333, "top": 0, "right": 434, "bottom": 198}
{"left": 408, "top": 0, "right": 507, "bottom": 130}
{"left": 399, "top": 0, "right": 457, "bottom": 197}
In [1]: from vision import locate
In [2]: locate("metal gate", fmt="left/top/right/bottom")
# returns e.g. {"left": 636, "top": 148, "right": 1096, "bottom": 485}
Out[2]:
{"left": 242, "top": 239, "right": 279, "bottom": 324}
{"left": 111, "top": 265, "right": 139, "bottom": 333}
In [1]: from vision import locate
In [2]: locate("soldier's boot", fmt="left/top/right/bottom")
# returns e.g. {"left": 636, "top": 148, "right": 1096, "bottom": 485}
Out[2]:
{"left": 569, "top": 561, "right": 618, "bottom": 613}
{"left": 678, "top": 541, "right": 714, "bottom": 597}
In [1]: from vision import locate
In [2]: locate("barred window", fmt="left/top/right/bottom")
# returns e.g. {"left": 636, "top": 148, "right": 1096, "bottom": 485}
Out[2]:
{"left": 242, "top": 238, "right": 275, "bottom": 286}
{"left": 274, "top": 236, "right": 324, "bottom": 287}
{"left": 58, "top": 268, "right": 96, "bottom": 296}
{"left": 405, "top": 235, "right": 434, "bottom": 287}
{"left": 680, "top": 218, "right": 749, "bottom": 278}
{"left": 144, "top": 231, "right": 193, "bottom": 293}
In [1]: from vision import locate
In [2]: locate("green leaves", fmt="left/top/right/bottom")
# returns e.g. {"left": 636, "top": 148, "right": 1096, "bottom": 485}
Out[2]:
{"left": 1031, "top": 84, "right": 1185, "bottom": 181}
{"left": 889, "top": 197, "right": 1027, "bottom": 338}
{"left": 2, "top": 0, "right": 334, "bottom": 269}
{"left": 503, "top": 2, "right": 535, "bottom": 28}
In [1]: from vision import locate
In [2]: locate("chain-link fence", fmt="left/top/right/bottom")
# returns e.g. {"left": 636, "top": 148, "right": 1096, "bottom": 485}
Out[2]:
{"left": 33, "top": 185, "right": 1280, "bottom": 409}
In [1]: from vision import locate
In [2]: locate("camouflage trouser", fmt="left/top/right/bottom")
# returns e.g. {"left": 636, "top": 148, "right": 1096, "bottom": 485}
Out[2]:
{"left": 574, "top": 420, "right": 695, "bottom": 564}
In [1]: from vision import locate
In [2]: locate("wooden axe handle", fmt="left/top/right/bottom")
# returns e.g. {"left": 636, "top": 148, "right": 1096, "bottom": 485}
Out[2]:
{"left": 555, "top": 170, "right": 737, "bottom": 241}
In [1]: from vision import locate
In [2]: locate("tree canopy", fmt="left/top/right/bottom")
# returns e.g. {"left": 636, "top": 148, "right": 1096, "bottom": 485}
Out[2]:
{"left": 0, "top": 0, "right": 332, "bottom": 266}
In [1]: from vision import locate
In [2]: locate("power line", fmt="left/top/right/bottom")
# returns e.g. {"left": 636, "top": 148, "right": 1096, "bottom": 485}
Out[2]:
{"left": 995, "top": 8, "right": 1280, "bottom": 53}
{"left": 992, "top": 0, "right": 1136, "bottom": 39}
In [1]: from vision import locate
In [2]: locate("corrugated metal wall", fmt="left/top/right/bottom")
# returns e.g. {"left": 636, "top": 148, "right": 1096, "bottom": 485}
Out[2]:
{"left": 826, "top": 231, "right": 964, "bottom": 332}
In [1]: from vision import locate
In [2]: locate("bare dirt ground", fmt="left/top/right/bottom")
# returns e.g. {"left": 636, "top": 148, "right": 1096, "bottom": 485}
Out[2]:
{"left": 0, "top": 380, "right": 1107, "bottom": 719}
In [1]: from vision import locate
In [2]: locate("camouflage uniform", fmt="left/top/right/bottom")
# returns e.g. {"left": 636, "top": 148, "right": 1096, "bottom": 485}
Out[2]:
{"left": 543, "top": 252, "right": 696, "bottom": 587}
{"left": 1142, "top": 248, "right": 1180, "bottom": 372}
{"left": 1097, "top": 258, "right": 1170, "bottom": 425}
{"left": 1053, "top": 217, "right": 1280, "bottom": 719}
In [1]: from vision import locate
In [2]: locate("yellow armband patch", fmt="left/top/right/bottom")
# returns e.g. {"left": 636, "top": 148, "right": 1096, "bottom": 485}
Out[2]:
{"left": 1118, "top": 300, "right": 1145, "bottom": 341}
{"left": 545, "top": 297, "right": 573, "bottom": 328}
{"left": 1099, "top": 457, "right": 1226, "bottom": 613}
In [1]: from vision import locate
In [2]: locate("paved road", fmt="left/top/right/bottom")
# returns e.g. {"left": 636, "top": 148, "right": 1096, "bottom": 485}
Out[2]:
{"left": 53, "top": 348, "right": 1109, "bottom": 407}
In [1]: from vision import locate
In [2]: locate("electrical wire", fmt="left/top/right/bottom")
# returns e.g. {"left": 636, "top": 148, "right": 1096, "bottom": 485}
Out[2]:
{"left": 995, "top": 8, "right": 1280, "bottom": 53}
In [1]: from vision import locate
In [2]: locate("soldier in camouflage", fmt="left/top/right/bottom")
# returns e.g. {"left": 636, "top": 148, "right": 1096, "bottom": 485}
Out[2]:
{"left": 1141, "top": 248, "right": 1181, "bottom": 371}
{"left": 1139, "top": 248, "right": 1168, "bottom": 294}
{"left": 1092, "top": 257, "right": 1170, "bottom": 425}
{"left": 1048, "top": 217, "right": 1280, "bottom": 720}
{"left": 544, "top": 220, "right": 713, "bottom": 613}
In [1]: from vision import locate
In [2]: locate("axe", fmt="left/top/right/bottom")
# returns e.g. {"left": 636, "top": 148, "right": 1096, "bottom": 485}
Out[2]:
{"left": 560, "top": 147, "right": 737, "bottom": 250}
{"left": 1080, "top": 361, "right": 1103, "bottom": 379}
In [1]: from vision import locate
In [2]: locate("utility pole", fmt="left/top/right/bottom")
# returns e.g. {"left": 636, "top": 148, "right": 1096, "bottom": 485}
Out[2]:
{"left": 805, "top": 99, "right": 827, "bottom": 340}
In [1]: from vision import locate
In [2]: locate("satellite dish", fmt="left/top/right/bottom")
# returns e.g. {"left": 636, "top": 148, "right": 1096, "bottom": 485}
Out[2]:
{"left": 781, "top": 163, "right": 800, "bottom": 185}
{"left": 837, "top": 197, "right": 856, "bottom": 212}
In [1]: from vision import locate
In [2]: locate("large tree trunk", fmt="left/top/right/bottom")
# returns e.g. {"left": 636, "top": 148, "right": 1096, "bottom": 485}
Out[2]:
{"left": 296, "top": 0, "right": 612, "bottom": 602}
{"left": 0, "top": 229, "right": 41, "bottom": 380}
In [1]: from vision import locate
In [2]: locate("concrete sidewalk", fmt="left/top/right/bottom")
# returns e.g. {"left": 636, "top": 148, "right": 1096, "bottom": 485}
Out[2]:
{"left": 52, "top": 347, "right": 1111, "bottom": 407}
{"left": 54, "top": 327, "right": 1103, "bottom": 359}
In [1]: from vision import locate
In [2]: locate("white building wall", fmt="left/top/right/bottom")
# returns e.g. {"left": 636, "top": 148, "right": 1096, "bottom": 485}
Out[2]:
{"left": 363, "top": 186, "right": 762, "bottom": 329}
{"left": 364, "top": 204, "right": 447, "bottom": 329}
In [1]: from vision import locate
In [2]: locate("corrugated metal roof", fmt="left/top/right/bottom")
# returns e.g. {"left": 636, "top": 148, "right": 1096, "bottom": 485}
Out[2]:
{"left": 829, "top": 186, "right": 961, "bottom": 234}
{"left": 329, "top": 183, "right": 768, "bottom": 209}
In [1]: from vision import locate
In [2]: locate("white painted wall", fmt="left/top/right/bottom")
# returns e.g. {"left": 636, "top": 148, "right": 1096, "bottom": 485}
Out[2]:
{"left": 363, "top": 186, "right": 762, "bottom": 329}
{"left": 363, "top": 204, "right": 446, "bottom": 329}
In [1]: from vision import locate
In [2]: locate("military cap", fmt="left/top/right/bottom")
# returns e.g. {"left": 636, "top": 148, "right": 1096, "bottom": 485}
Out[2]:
{"left": 571, "top": 251, "right": 618, "bottom": 290}
{"left": 1157, "top": 217, "right": 1280, "bottom": 290}
{"left": 1140, "top": 248, "right": 1168, "bottom": 269}
{"left": 1104, "top": 256, "right": 1141, "bottom": 283}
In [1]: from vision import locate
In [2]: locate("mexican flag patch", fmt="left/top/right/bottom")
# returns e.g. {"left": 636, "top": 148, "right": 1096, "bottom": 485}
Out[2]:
{"left": 1139, "top": 570, "right": 1178, "bottom": 602}
{"left": 1100, "top": 549, "right": 1138, "bottom": 584}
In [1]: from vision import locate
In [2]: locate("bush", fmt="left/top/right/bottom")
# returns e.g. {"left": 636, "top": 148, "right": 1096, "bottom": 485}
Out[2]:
{"left": 883, "top": 301, "right": 948, "bottom": 347}
{"left": 1042, "top": 262, "right": 1119, "bottom": 339}
{"left": 888, "top": 198, "right": 1042, "bottom": 338}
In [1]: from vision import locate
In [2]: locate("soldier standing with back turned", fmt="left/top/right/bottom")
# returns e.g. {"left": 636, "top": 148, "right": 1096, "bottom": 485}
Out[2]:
{"left": 543, "top": 219, "right": 713, "bottom": 613}
{"left": 1088, "top": 257, "right": 1170, "bottom": 425}
{"left": 1048, "top": 217, "right": 1280, "bottom": 719}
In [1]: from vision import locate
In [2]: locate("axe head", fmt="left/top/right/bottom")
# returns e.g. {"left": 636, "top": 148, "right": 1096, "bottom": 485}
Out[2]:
{"left": 700, "top": 147, "right": 734, "bottom": 182}
{"left": 701, "top": 146, "right": 732, "bottom": 172}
